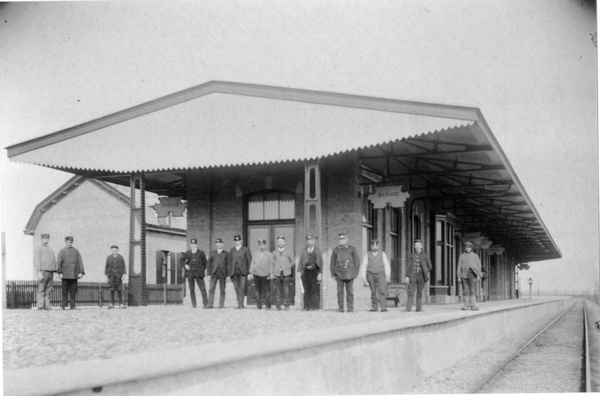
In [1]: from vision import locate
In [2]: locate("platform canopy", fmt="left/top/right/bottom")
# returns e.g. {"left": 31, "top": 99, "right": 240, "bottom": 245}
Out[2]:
{"left": 6, "top": 80, "right": 560, "bottom": 262}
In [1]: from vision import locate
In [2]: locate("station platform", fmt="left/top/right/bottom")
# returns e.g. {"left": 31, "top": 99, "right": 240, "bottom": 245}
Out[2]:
{"left": 3, "top": 296, "right": 573, "bottom": 395}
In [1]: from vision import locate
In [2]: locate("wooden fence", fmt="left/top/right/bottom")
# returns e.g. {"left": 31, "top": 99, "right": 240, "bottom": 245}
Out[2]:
{"left": 5, "top": 280, "right": 183, "bottom": 309}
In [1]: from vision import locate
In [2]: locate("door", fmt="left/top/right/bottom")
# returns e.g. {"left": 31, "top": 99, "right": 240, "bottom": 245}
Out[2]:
{"left": 246, "top": 224, "right": 295, "bottom": 305}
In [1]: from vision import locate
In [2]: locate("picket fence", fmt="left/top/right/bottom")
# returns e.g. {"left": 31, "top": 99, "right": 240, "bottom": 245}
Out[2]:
{"left": 5, "top": 280, "right": 183, "bottom": 309}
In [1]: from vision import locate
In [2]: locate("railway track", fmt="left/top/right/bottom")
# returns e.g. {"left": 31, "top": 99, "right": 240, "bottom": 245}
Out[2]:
{"left": 472, "top": 299, "right": 594, "bottom": 393}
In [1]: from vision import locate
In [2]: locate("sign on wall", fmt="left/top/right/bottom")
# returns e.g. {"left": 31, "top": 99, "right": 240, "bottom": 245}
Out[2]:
{"left": 367, "top": 185, "right": 410, "bottom": 209}
{"left": 152, "top": 197, "right": 186, "bottom": 218}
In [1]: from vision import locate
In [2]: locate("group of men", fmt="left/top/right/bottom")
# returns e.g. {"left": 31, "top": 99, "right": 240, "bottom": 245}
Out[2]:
{"left": 34, "top": 234, "right": 126, "bottom": 310}
{"left": 33, "top": 231, "right": 482, "bottom": 312}
{"left": 181, "top": 234, "right": 318, "bottom": 310}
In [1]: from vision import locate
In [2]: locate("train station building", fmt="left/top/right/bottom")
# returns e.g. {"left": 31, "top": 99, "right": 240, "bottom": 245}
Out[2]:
{"left": 6, "top": 81, "right": 561, "bottom": 307}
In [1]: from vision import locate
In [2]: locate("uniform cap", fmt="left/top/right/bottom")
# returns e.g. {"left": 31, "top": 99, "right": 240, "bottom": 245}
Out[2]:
{"left": 65, "top": 236, "right": 73, "bottom": 242}
{"left": 110, "top": 245, "right": 118, "bottom": 249}
{"left": 41, "top": 234, "right": 50, "bottom": 239}
{"left": 305, "top": 235, "right": 315, "bottom": 240}
{"left": 190, "top": 238, "right": 198, "bottom": 244}
{"left": 370, "top": 239, "right": 379, "bottom": 245}
{"left": 233, "top": 235, "right": 242, "bottom": 241}
{"left": 276, "top": 235, "right": 286, "bottom": 241}
{"left": 258, "top": 238, "right": 267, "bottom": 245}
{"left": 338, "top": 233, "right": 347, "bottom": 238}
{"left": 215, "top": 238, "right": 223, "bottom": 243}
{"left": 414, "top": 239, "right": 423, "bottom": 244}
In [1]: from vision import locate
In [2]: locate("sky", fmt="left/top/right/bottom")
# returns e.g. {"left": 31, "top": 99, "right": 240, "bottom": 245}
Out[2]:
{"left": 0, "top": 0, "right": 598, "bottom": 294}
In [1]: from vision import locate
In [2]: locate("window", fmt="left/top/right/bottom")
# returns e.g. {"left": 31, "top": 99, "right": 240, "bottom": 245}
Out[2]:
{"left": 362, "top": 198, "right": 377, "bottom": 256}
{"left": 248, "top": 192, "right": 295, "bottom": 221}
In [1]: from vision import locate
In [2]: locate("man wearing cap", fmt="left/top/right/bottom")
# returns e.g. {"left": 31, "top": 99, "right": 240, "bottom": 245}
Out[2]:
{"left": 181, "top": 238, "right": 208, "bottom": 308}
{"left": 330, "top": 233, "right": 360, "bottom": 312}
{"left": 57, "top": 236, "right": 85, "bottom": 310}
{"left": 298, "top": 235, "right": 323, "bottom": 310}
{"left": 105, "top": 245, "right": 126, "bottom": 308}
{"left": 34, "top": 234, "right": 57, "bottom": 311}
{"left": 229, "top": 235, "right": 252, "bottom": 309}
{"left": 457, "top": 241, "right": 482, "bottom": 310}
{"left": 405, "top": 240, "right": 432, "bottom": 312}
{"left": 249, "top": 238, "right": 273, "bottom": 309}
{"left": 360, "top": 240, "right": 391, "bottom": 312}
{"left": 271, "top": 236, "right": 295, "bottom": 310}
{"left": 207, "top": 238, "right": 230, "bottom": 308}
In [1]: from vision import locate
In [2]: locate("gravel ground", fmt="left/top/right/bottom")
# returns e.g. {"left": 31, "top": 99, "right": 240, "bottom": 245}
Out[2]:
{"left": 410, "top": 299, "right": 587, "bottom": 394}
{"left": 3, "top": 304, "right": 409, "bottom": 371}
{"left": 408, "top": 319, "right": 541, "bottom": 394}
{"left": 585, "top": 299, "right": 600, "bottom": 392}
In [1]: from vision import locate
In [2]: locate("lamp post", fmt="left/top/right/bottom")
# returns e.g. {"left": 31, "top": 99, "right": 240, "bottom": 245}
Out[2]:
{"left": 528, "top": 277, "right": 533, "bottom": 299}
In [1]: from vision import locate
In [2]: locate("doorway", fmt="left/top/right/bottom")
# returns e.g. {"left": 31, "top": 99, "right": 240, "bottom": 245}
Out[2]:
{"left": 247, "top": 224, "right": 296, "bottom": 305}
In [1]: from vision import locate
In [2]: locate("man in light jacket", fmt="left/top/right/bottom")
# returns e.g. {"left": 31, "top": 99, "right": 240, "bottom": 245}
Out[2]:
{"left": 457, "top": 241, "right": 482, "bottom": 310}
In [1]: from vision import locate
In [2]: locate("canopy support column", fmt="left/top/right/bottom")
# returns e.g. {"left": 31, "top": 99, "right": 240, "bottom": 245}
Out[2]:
{"left": 128, "top": 173, "right": 147, "bottom": 306}
{"left": 303, "top": 160, "right": 324, "bottom": 308}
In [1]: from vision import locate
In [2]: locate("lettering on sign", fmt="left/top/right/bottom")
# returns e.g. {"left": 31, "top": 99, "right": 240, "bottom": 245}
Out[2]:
{"left": 367, "top": 185, "right": 410, "bottom": 209}
{"left": 360, "top": 168, "right": 383, "bottom": 183}
{"left": 152, "top": 197, "right": 186, "bottom": 218}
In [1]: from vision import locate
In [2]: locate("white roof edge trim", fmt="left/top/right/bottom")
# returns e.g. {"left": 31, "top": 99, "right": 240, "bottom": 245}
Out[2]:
{"left": 471, "top": 110, "right": 561, "bottom": 258}
{"left": 6, "top": 80, "right": 480, "bottom": 158}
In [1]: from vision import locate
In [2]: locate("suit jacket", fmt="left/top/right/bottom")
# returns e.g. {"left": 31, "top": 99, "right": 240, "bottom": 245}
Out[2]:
{"left": 297, "top": 246, "right": 323, "bottom": 273}
{"left": 330, "top": 245, "right": 360, "bottom": 280}
{"left": 229, "top": 246, "right": 252, "bottom": 276}
{"left": 105, "top": 254, "right": 126, "bottom": 277}
{"left": 208, "top": 250, "right": 230, "bottom": 277}
{"left": 406, "top": 251, "right": 432, "bottom": 282}
{"left": 181, "top": 249, "right": 207, "bottom": 277}
{"left": 457, "top": 252, "right": 482, "bottom": 278}
{"left": 57, "top": 247, "right": 85, "bottom": 279}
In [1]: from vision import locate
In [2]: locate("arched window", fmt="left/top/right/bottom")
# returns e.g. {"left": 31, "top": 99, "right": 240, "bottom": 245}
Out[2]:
{"left": 247, "top": 192, "right": 295, "bottom": 221}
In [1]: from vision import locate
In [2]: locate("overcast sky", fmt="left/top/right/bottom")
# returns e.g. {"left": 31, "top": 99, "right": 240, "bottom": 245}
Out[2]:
{"left": 1, "top": 0, "right": 597, "bottom": 293}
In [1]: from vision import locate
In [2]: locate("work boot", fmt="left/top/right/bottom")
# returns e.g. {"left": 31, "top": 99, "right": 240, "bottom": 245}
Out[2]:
{"left": 461, "top": 297, "right": 470, "bottom": 310}
{"left": 470, "top": 295, "right": 479, "bottom": 310}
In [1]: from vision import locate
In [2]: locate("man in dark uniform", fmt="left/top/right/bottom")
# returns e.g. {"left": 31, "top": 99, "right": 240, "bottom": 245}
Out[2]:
{"left": 57, "top": 236, "right": 85, "bottom": 310}
{"left": 207, "top": 238, "right": 229, "bottom": 308}
{"left": 405, "top": 239, "right": 432, "bottom": 312}
{"left": 330, "top": 233, "right": 360, "bottom": 312}
{"left": 298, "top": 235, "right": 323, "bottom": 310}
{"left": 229, "top": 235, "right": 252, "bottom": 309}
{"left": 181, "top": 238, "right": 208, "bottom": 308}
{"left": 105, "top": 245, "right": 126, "bottom": 309}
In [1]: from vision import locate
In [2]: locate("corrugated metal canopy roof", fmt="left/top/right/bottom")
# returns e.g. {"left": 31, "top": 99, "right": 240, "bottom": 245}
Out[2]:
{"left": 5, "top": 81, "right": 560, "bottom": 262}
{"left": 7, "top": 81, "right": 473, "bottom": 172}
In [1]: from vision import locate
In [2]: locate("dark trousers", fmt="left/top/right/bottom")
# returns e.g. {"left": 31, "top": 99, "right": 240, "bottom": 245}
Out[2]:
{"left": 406, "top": 275, "right": 425, "bottom": 311}
{"left": 61, "top": 279, "right": 78, "bottom": 309}
{"left": 335, "top": 276, "right": 354, "bottom": 312}
{"left": 231, "top": 273, "right": 247, "bottom": 308}
{"left": 461, "top": 271, "right": 478, "bottom": 308}
{"left": 254, "top": 275, "right": 271, "bottom": 309}
{"left": 273, "top": 275, "right": 291, "bottom": 308}
{"left": 110, "top": 290, "right": 123, "bottom": 305}
{"left": 187, "top": 272, "right": 207, "bottom": 308}
{"left": 367, "top": 271, "right": 387, "bottom": 311}
{"left": 108, "top": 275, "right": 123, "bottom": 305}
{"left": 37, "top": 270, "right": 54, "bottom": 309}
{"left": 301, "top": 267, "right": 320, "bottom": 310}
{"left": 208, "top": 276, "right": 226, "bottom": 308}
